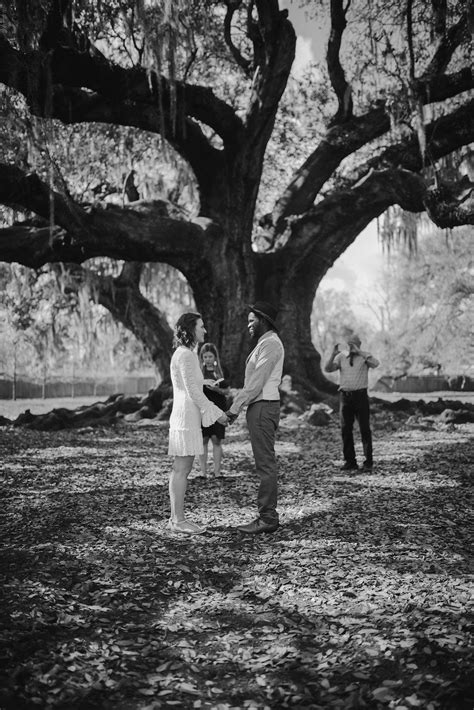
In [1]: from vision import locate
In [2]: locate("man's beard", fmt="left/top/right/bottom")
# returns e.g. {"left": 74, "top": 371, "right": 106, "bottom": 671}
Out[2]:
{"left": 249, "top": 328, "right": 259, "bottom": 342}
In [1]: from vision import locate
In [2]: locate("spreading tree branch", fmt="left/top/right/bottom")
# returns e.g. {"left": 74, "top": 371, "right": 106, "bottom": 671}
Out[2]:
{"left": 270, "top": 100, "right": 474, "bottom": 277}
{"left": 423, "top": 16, "right": 470, "bottom": 77}
{"left": 431, "top": 0, "right": 447, "bottom": 38}
{"left": 0, "top": 36, "right": 244, "bottom": 152}
{"left": 243, "top": 1, "right": 296, "bottom": 169}
{"left": 61, "top": 262, "right": 174, "bottom": 381}
{"left": 264, "top": 7, "right": 471, "bottom": 229}
{"left": 39, "top": 0, "right": 75, "bottom": 51}
{"left": 280, "top": 166, "right": 472, "bottom": 285}
{"left": 327, "top": 0, "right": 353, "bottom": 124}
{"left": 0, "top": 164, "right": 88, "bottom": 232}
{"left": 118, "top": 261, "right": 143, "bottom": 287}
{"left": 423, "top": 175, "right": 474, "bottom": 227}
{"left": 406, "top": 0, "right": 416, "bottom": 81}
{"left": 265, "top": 67, "right": 473, "bottom": 230}
{"left": 343, "top": 99, "right": 474, "bottom": 188}
{"left": 0, "top": 164, "right": 218, "bottom": 268}
{"left": 224, "top": 0, "right": 252, "bottom": 76}
{"left": 96, "top": 272, "right": 174, "bottom": 381}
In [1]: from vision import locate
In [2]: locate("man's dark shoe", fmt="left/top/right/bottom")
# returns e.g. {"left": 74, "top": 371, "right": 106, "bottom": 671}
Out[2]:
{"left": 340, "top": 462, "right": 359, "bottom": 471}
{"left": 361, "top": 461, "right": 373, "bottom": 471}
{"left": 237, "top": 518, "right": 279, "bottom": 534}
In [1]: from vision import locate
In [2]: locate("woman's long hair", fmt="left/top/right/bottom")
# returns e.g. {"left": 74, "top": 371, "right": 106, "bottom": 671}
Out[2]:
{"left": 173, "top": 312, "right": 202, "bottom": 349}
{"left": 198, "top": 342, "right": 224, "bottom": 379}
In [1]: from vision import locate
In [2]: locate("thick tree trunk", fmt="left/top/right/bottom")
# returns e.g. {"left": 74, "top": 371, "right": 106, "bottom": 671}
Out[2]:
{"left": 179, "top": 209, "right": 336, "bottom": 396}
{"left": 280, "top": 296, "right": 338, "bottom": 399}
{"left": 180, "top": 217, "right": 258, "bottom": 387}
{"left": 253, "top": 251, "right": 338, "bottom": 398}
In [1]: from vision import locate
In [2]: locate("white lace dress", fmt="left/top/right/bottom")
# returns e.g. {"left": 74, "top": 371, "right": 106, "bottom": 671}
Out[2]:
{"left": 168, "top": 346, "right": 224, "bottom": 456}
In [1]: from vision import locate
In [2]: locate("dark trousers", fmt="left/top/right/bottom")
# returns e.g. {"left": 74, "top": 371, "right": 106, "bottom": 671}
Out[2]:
{"left": 340, "top": 389, "right": 373, "bottom": 465}
{"left": 246, "top": 400, "right": 280, "bottom": 524}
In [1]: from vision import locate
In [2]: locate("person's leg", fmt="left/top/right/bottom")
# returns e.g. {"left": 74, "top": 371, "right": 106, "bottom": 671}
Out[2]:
{"left": 246, "top": 401, "right": 280, "bottom": 524}
{"left": 199, "top": 437, "right": 209, "bottom": 477}
{"left": 169, "top": 455, "right": 194, "bottom": 522}
{"left": 340, "top": 393, "right": 357, "bottom": 465}
{"left": 355, "top": 391, "right": 373, "bottom": 466}
{"left": 210, "top": 435, "right": 223, "bottom": 477}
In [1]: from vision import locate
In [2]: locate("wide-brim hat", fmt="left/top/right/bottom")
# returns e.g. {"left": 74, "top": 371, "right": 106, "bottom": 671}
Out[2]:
{"left": 248, "top": 301, "right": 279, "bottom": 330}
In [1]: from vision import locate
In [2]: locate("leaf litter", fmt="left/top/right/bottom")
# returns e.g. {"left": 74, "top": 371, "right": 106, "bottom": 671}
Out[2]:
{"left": 0, "top": 412, "right": 473, "bottom": 709}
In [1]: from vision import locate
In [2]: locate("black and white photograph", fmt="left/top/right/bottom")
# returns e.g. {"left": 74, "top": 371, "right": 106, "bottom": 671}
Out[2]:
{"left": 0, "top": 0, "right": 473, "bottom": 707}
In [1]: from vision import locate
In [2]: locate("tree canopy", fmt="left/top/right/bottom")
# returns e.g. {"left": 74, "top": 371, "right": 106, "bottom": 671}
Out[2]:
{"left": 0, "top": 0, "right": 472, "bottom": 394}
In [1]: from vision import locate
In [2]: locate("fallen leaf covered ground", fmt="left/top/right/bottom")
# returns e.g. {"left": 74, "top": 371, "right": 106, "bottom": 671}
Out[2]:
{"left": 0, "top": 409, "right": 473, "bottom": 709}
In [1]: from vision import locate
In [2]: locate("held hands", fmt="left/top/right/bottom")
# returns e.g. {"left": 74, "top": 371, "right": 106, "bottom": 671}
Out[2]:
{"left": 225, "top": 410, "right": 238, "bottom": 425}
{"left": 217, "top": 410, "right": 237, "bottom": 426}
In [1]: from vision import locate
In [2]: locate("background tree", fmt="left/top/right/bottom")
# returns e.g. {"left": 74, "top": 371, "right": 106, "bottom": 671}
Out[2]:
{"left": 370, "top": 224, "right": 474, "bottom": 377}
{"left": 0, "top": 263, "right": 154, "bottom": 390}
{"left": 0, "top": 0, "right": 472, "bottom": 397}
{"left": 311, "top": 288, "right": 373, "bottom": 362}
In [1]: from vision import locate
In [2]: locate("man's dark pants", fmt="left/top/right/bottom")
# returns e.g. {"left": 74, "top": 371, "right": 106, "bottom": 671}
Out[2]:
{"left": 246, "top": 400, "right": 280, "bottom": 525}
{"left": 340, "top": 389, "right": 373, "bottom": 466}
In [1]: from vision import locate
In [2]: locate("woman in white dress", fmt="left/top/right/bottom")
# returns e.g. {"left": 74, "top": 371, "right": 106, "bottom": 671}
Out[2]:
{"left": 168, "top": 312, "right": 228, "bottom": 535}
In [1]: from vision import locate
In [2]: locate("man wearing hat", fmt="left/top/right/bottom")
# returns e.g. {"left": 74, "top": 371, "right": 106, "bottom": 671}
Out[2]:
{"left": 325, "top": 334, "right": 379, "bottom": 471}
{"left": 226, "top": 302, "right": 285, "bottom": 534}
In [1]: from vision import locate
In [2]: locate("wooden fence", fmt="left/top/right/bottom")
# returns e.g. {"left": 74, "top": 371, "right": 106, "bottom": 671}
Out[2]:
{"left": 0, "top": 375, "right": 157, "bottom": 400}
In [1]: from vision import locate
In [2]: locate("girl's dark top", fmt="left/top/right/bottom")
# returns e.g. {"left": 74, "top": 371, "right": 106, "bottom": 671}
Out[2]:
{"left": 202, "top": 365, "right": 229, "bottom": 440}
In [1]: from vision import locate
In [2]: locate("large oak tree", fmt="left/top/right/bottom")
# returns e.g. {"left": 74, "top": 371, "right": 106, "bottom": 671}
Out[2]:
{"left": 0, "top": 0, "right": 472, "bottom": 396}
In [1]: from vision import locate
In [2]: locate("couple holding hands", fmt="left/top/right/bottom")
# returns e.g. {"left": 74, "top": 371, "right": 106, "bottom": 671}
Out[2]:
{"left": 167, "top": 302, "right": 284, "bottom": 536}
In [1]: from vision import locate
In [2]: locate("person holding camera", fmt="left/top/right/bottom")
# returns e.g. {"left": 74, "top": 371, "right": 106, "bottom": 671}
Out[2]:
{"left": 325, "top": 334, "right": 379, "bottom": 472}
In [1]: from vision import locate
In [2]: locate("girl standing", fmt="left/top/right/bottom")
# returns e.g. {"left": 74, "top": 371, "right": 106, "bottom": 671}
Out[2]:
{"left": 198, "top": 343, "right": 230, "bottom": 478}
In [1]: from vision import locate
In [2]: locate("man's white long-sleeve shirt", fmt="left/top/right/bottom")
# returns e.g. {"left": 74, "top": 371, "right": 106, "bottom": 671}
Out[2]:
{"left": 229, "top": 331, "right": 284, "bottom": 414}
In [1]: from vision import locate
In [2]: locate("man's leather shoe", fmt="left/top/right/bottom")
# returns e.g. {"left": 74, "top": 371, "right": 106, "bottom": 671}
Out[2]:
{"left": 340, "top": 462, "right": 359, "bottom": 471}
{"left": 236, "top": 517, "right": 279, "bottom": 534}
